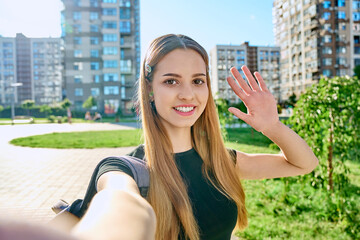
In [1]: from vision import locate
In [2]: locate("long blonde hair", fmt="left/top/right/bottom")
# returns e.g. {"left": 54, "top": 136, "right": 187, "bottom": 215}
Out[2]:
{"left": 138, "top": 34, "right": 247, "bottom": 240}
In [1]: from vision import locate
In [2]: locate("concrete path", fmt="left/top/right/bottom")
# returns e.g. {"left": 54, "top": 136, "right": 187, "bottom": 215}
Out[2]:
{"left": 0, "top": 123, "right": 138, "bottom": 223}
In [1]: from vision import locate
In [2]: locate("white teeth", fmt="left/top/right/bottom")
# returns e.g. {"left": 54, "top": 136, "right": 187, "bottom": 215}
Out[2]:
{"left": 174, "top": 107, "right": 194, "bottom": 112}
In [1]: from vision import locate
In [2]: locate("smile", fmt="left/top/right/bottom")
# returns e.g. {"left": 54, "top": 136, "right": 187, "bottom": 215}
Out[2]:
{"left": 174, "top": 106, "right": 195, "bottom": 112}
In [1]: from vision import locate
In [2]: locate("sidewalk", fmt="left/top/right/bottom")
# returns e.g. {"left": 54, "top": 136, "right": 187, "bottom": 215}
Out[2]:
{"left": 0, "top": 123, "right": 138, "bottom": 223}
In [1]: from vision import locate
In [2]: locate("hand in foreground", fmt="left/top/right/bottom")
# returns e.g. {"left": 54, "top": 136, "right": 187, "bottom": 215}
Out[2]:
{"left": 226, "top": 65, "right": 279, "bottom": 133}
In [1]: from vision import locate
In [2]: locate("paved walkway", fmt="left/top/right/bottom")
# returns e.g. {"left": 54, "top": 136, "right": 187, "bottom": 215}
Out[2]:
{"left": 0, "top": 123, "right": 138, "bottom": 224}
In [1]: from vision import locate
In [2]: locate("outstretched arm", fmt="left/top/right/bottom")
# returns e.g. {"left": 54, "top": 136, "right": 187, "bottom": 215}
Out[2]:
{"left": 227, "top": 66, "right": 318, "bottom": 180}
{"left": 71, "top": 172, "right": 156, "bottom": 240}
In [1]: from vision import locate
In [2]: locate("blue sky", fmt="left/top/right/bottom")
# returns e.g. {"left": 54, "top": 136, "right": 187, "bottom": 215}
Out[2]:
{"left": 0, "top": 0, "right": 275, "bottom": 56}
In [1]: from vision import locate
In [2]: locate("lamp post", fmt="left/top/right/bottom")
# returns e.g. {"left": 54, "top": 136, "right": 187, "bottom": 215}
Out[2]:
{"left": 10, "top": 82, "right": 23, "bottom": 125}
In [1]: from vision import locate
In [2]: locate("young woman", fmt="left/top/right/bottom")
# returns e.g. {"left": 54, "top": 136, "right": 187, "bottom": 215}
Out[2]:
{"left": 71, "top": 34, "right": 318, "bottom": 240}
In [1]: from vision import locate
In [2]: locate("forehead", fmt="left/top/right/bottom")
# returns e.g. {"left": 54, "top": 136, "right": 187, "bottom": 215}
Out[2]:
{"left": 154, "top": 49, "right": 206, "bottom": 75}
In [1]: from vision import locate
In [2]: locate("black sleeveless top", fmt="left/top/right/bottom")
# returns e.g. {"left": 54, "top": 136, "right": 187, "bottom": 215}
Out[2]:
{"left": 97, "top": 145, "right": 238, "bottom": 240}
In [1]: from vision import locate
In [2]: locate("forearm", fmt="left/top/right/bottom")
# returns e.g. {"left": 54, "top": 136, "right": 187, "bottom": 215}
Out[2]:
{"left": 71, "top": 189, "right": 156, "bottom": 240}
{"left": 262, "top": 121, "right": 318, "bottom": 172}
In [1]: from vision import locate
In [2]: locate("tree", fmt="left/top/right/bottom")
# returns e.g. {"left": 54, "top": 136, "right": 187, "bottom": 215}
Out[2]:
{"left": 0, "top": 105, "right": 3, "bottom": 113}
{"left": 60, "top": 98, "right": 72, "bottom": 109}
{"left": 82, "top": 96, "right": 97, "bottom": 110}
{"left": 22, "top": 100, "right": 35, "bottom": 116}
{"left": 354, "top": 65, "right": 360, "bottom": 79}
{"left": 39, "top": 105, "right": 51, "bottom": 117}
{"left": 287, "top": 75, "right": 360, "bottom": 191}
{"left": 215, "top": 98, "right": 232, "bottom": 139}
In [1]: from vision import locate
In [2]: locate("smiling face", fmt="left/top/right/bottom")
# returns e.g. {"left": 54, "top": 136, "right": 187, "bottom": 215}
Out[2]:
{"left": 151, "top": 49, "right": 209, "bottom": 132}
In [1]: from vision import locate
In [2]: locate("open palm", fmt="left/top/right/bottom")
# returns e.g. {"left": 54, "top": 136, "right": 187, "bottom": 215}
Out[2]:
{"left": 226, "top": 65, "right": 279, "bottom": 133}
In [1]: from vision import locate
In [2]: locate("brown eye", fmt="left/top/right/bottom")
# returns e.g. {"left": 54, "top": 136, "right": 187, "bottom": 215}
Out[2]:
{"left": 164, "top": 79, "right": 177, "bottom": 85}
{"left": 193, "top": 79, "right": 205, "bottom": 85}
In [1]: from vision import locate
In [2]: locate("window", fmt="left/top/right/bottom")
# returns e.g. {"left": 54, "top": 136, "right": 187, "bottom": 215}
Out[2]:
{"left": 354, "top": 1, "right": 360, "bottom": 9}
{"left": 91, "top": 62, "right": 100, "bottom": 70}
{"left": 120, "top": 21, "right": 131, "bottom": 33}
{"left": 336, "top": 69, "right": 348, "bottom": 76}
{"left": 74, "top": 75, "right": 83, "bottom": 83}
{"left": 354, "top": 13, "right": 360, "bottom": 21}
{"left": 73, "top": 24, "right": 81, "bottom": 33}
{"left": 90, "top": 49, "right": 99, "bottom": 57}
{"left": 103, "top": 34, "right": 117, "bottom": 42}
{"left": 322, "top": 47, "right": 332, "bottom": 54}
{"left": 2, "top": 42, "right": 13, "bottom": 48}
{"left": 73, "top": 12, "right": 81, "bottom": 20}
{"left": 90, "top": 37, "right": 99, "bottom": 45}
{"left": 120, "top": 59, "right": 131, "bottom": 72}
{"left": 355, "top": 36, "right": 360, "bottom": 44}
{"left": 337, "top": 57, "right": 347, "bottom": 65}
{"left": 103, "top": 0, "right": 117, "bottom": 3}
{"left": 355, "top": 47, "right": 360, "bottom": 54}
{"left": 323, "top": 12, "right": 331, "bottom": 20}
{"left": 338, "top": 11, "right": 346, "bottom": 19}
{"left": 120, "top": 8, "right": 131, "bottom": 19}
{"left": 103, "top": 47, "right": 118, "bottom": 55}
{"left": 236, "top": 50, "right": 245, "bottom": 55}
{"left": 73, "top": 0, "right": 81, "bottom": 7}
{"left": 90, "top": 12, "right": 99, "bottom": 20}
{"left": 323, "top": 35, "right": 332, "bottom": 43}
{"left": 103, "top": 8, "right": 117, "bottom": 15}
{"left": 120, "top": 49, "right": 124, "bottom": 58}
{"left": 121, "top": 87, "right": 126, "bottom": 99}
{"left": 75, "top": 88, "right": 83, "bottom": 97}
{"left": 322, "top": 58, "right": 332, "bottom": 66}
{"left": 74, "top": 50, "right": 82, "bottom": 57}
{"left": 323, "top": 69, "right": 332, "bottom": 77}
{"left": 119, "top": 0, "right": 131, "bottom": 7}
{"left": 104, "top": 86, "right": 119, "bottom": 95}
{"left": 337, "top": 0, "right": 345, "bottom": 7}
{"left": 91, "top": 88, "right": 100, "bottom": 96}
{"left": 337, "top": 46, "right": 346, "bottom": 54}
{"left": 90, "top": 25, "right": 99, "bottom": 32}
{"left": 104, "top": 73, "right": 118, "bottom": 81}
{"left": 339, "top": 23, "right": 346, "bottom": 30}
{"left": 93, "top": 75, "right": 100, "bottom": 83}
{"left": 323, "top": 1, "right": 331, "bottom": 8}
{"left": 104, "top": 60, "right": 118, "bottom": 68}
{"left": 74, "top": 37, "right": 82, "bottom": 45}
{"left": 73, "top": 62, "right": 82, "bottom": 70}
{"left": 103, "top": 21, "right": 117, "bottom": 29}
{"left": 90, "top": 0, "right": 98, "bottom": 7}
{"left": 121, "top": 75, "right": 125, "bottom": 85}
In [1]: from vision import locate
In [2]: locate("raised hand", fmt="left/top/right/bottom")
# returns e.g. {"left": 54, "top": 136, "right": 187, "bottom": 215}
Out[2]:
{"left": 226, "top": 65, "right": 279, "bottom": 133}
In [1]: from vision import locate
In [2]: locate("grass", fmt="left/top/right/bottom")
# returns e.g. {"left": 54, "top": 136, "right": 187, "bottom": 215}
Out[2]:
{"left": 0, "top": 117, "right": 137, "bottom": 125}
{"left": 8, "top": 127, "right": 360, "bottom": 239}
{"left": 10, "top": 129, "right": 143, "bottom": 149}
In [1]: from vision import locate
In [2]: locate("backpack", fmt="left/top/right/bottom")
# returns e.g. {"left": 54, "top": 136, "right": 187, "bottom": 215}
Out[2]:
{"left": 51, "top": 155, "right": 149, "bottom": 219}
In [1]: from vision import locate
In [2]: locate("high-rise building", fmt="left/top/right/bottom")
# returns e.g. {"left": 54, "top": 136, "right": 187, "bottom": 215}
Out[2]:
{"left": 210, "top": 43, "right": 281, "bottom": 104}
{"left": 61, "top": 0, "right": 140, "bottom": 115}
{"left": 273, "top": 0, "right": 360, "bottom": 100}
{"left": 0, "top": 33, "right": 62, "bottom": 107}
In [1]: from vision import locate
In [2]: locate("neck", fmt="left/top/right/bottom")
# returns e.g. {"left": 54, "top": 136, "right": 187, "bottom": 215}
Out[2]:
{"left": 165, "top": 126, "right": 192, "bottom": 153}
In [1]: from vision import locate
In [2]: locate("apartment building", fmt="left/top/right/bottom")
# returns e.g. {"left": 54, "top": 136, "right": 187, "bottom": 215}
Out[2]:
{"left": 273, "top": 0, "right": 360, "bottom": 100}
{"left": 0, "top": 33, "right": 62, "bottom": 107}
{"left": 210, "top": 43, "right": 281, "bottom": 104}
{"left": 61, "top": 0, "right": 140, "bottom": 115}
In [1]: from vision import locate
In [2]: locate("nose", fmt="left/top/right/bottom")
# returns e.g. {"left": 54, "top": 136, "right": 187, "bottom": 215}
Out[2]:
{"left": 178, "top": 83, "right": 194, "bottom": 101}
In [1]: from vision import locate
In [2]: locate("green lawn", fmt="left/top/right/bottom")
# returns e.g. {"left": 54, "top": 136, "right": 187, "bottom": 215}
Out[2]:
{"left": 8, "top": 127, "right": 360, "bottom": 239}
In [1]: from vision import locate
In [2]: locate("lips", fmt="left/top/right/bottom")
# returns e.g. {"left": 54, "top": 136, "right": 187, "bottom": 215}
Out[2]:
{"left": 173, "top": 105, "right": 196, "bottom": 116}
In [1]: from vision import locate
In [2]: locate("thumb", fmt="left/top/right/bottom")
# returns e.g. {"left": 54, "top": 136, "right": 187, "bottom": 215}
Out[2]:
{"left": 228, "top": 107, "right": 249, "bottom": 123}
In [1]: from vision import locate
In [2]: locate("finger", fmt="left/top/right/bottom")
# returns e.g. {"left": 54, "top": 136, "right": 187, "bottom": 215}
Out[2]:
{"left": 226, "top": 76, "right": 247, "bottom": 100}
{"left": 241, "top": 65, "right": 261, "bottom": 91}
{"left": 230, "top": 67, "right": 252, "bottom": 94}
{"left": 228, "top": 107, "right": 249, "bottom": 123}
{"left": 254, "top": 72, "right": 269, "bottom": 92}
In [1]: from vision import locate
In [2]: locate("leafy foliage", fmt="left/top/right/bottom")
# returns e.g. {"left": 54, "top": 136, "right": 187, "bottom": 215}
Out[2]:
{"left": 21, "top": 100, "right": 35, "bottom": 116}
{"left": 60, "top": 98, "right": 72, "bottom": 109}
{"left": 82, "top": 96, "right": 97, "bottom": 110}
{"left": 287, "top": 75, "right": 359, "bottom": 191}
{"left": 0, "top": 105, "right": 3, "bottom": 112}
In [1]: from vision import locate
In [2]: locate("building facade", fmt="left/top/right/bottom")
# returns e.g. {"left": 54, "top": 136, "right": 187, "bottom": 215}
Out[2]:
{"left": 210, "top": 43, "right": 281, "bottom": 104}
{"left": 273, "top": 0, "right": 360, "bottom": 100}
{"left": 0, "top": 33, "right": 62, "bottom": 107}
{"left": 61, "top": 0, "right": 140, "bottom": 115}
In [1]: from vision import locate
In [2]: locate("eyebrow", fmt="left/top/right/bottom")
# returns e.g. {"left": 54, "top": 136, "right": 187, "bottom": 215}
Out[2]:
{"left": 162, "top": 73, "right": 206, "bottom": 78}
